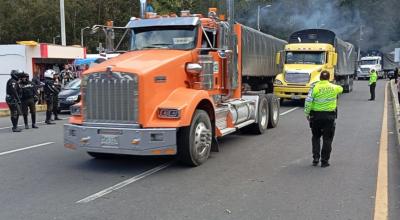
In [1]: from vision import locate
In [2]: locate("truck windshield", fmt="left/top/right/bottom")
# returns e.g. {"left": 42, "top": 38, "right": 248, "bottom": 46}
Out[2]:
{"left": 360, "top": 60, "right": 378, "bottom": 65}
{"left": 130, "top": 26, "right": 197, "bottom": 50}
{"left": 285, "top": 51, "right": 326, "bottom": 65}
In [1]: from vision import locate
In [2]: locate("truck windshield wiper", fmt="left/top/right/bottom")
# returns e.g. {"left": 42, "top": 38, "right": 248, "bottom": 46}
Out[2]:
{"left": 141, "top": 44, "right": 172, "bottom": 49}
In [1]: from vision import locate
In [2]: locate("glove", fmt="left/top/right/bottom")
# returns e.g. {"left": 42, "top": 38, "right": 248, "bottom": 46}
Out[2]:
{"left": 34, "top": 96, "right": 39, "bottom": 103}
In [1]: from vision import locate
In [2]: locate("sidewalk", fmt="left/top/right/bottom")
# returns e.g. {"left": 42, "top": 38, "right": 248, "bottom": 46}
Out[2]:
{"left": 0, "top": 105, "right": 47, "bottom": 117}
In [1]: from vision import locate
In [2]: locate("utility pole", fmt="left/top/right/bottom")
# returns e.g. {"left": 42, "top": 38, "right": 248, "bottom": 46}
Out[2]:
{"left": 60, "top": 0, "right": 66, "bottom": 46}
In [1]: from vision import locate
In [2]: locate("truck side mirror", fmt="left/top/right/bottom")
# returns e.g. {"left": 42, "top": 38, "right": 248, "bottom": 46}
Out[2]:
{"left": 276, "top": 52, "right": 281, "bottom": 65}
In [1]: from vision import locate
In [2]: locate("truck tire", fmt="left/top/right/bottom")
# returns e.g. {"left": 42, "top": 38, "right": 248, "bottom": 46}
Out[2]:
{"left": 248, "top": 95, "right": 269, "bottom": 134}
{"left": 87, "top": 152, "right": 113, "bottom": 159}
{"left": 266, "top": 94, "right": 280, "bottom": 128}
{"left": 177, "top": 110, "right": 212, "bottom": 166}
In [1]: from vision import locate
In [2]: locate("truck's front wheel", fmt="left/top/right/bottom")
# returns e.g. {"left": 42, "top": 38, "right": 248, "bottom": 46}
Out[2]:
{"left": 178, "top": 110, "right": 212, "bottom": 166}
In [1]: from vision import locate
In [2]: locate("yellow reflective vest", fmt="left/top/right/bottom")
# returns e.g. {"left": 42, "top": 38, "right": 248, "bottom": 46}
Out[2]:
{"left": 304, "top": 81, "right": 343, "bottom": 116}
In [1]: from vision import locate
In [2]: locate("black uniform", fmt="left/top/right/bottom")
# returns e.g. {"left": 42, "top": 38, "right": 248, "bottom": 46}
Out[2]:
{"left": 6, "top": 71, "right": 23, "bottom": 132}
{"left": 44, "top": 78, "right": 60, "bottom": 124}
{"left": 52, "top": 77, "right": 62, "bottom": 120}
{"left": 310, "top": 111, "right": 336, "bottom": 165}
{"left": 20, "top": 77, "right": 38, "bottom": 129}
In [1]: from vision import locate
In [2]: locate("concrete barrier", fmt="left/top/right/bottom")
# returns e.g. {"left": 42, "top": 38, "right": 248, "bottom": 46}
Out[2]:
{"left": 389, "top": 80, "right": 400, "bottom": 146}
{"left": 0, "top": 105, "right": 47, "bottom": 117}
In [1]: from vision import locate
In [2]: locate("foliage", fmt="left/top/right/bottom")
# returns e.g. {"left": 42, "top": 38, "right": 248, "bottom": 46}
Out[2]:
{"left": 0, "top": 0, "right": 399, "bottom": 52}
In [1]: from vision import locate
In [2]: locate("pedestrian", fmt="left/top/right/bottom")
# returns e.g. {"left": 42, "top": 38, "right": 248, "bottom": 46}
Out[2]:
{"left": 394, "top": 67, "right": 399, "bottom": 84}
{"left": 368, "top": 69, "right": 378, "bottom": 101}
{"left": 6, "top": 70, "right": 25, "bottom": 132}
{"left": 43, "top": 69, "right": 59, "bottom": 124}
{"left": 19, "top": 72, "right": 39, "bottom": 129}
{"left": 304, "top": 71, "right": 343, "bottom": 167}
{"left": 52, "top": 72, "right": 62, "bottom": 120}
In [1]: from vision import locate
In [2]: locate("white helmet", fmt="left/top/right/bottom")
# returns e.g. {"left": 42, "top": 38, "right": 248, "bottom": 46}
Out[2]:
{"left": 44, "top": 69, "right": 56, "bottom": 79}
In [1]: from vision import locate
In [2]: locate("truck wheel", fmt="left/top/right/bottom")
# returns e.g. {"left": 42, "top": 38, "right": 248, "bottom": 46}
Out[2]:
{"left": 177, "top": 110, "right": 212, "bottom": 166}
{"left": 248, "top": 95, "right": 269, "bottom": 134}
{"left": 266, "top": 94, "right": 279, "bottom": 128}
{"left": 87, "top": 152, "right": 113, "bottom": 159}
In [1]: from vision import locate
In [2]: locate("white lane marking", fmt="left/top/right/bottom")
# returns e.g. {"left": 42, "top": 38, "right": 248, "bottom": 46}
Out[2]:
{"left": 0, "top": 142, "right": 55, "bottom": 156}
{"left": 76, "top": 161, "right": 173, "bottom": 203}
{"left": 0, "top": 118, "right": 68, "bottom": 130}
{"left": 280, "top": 107, "right": 299, "bottom": 116}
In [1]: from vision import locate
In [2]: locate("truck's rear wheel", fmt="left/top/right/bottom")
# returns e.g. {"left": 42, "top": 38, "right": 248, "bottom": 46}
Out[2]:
{"left": 248, "top": 95, "right": 269, "bottom": 134}
{"left": 177, "top": 110, "right": 212, "bottom": 166}
{"left": 266, "top": 94, "right": 280, "bottom": 128}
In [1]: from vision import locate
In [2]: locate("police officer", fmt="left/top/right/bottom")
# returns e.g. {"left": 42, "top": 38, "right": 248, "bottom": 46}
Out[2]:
{"left": 44, "top": 69, "right": 60, "bottom": 124}
{"left": 305, "top": 71, "right": 343, "bottom": 167}
{"left": 52, "top": 72, "right": 62, "bottom": 120}
{"left": 20, "top": 73, "right": 39, "bottom": 129}
{"left": 6, "top": 70, "right": 24, "bottom": 132}
{"left": 368, "top": 69, "right": 378, "bottom": 101}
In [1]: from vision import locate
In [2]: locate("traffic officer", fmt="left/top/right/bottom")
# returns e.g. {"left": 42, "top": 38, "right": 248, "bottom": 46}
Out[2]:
{"left": 44, "top": 69, "right": 60, "bottom": 124}
{"left": 369, "top": 69, "right": 378, "bottom": 101}
{"left": 305, "top": 71, "right": 343, "bottom": 167}
{"left": 52, "top": 72, "right": 62, "bottom": 120}
{"left": 6, "top": 70, "right": 24, "bottom": 132}
{"left": 20, "top": 72, "right": 39, "bottom": 129}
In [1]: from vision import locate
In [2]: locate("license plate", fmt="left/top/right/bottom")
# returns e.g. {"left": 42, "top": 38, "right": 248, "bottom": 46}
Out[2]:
{"left": 101, "top": 135, "right": 119, "bottom": 146}
{"left": 291, "top": 95, "right": 301, "bottom": 100}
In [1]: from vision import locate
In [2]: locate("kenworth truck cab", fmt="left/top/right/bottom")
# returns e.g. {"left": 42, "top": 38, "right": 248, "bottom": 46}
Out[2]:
{"left": 274, "top": 29, "right": 356, "bottom": 102}
{"left": 64, "top": 1, "right": 285, "bottom": 166}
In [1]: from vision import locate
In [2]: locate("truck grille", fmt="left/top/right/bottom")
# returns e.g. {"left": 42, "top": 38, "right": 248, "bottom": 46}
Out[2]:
{"left": 285, "top": 72, "right": 310, "bottom": 84}
{"left": 82, "top": 72, "right": 138, "bottom": 123}
{"left": 361, "top": 68, "right": 370, "bottom": 73}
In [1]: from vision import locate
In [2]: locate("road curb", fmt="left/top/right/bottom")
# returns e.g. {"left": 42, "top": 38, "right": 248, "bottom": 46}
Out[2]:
{"left": 389, "top": 80, "right": 400, "bottom": 146}
{"left": 0, "top": 105, "right": 47, "bottom": 117}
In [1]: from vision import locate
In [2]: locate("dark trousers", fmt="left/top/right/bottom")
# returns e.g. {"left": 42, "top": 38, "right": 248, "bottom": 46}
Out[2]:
{"left": 21, "top": 98, "right": 36, "bottom": 125}
{"left": 370, "top": 83, "right": 376, "bottom": 100}
{"left": 7, "top": 101, "right": 21, "bottom": 128}
{"left": 310, "top": 116, "right": 336, "bottom": 163}
{"left": 52, "top": 95, "right": 59, "bottom": 118}
{"left": 46, "top": 97, "right": 54, "bottom": 122}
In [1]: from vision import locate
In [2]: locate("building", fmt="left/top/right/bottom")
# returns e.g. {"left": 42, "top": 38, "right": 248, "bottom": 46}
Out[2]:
{"left": 0, "top": 42, "right": 86, "bottom": 108}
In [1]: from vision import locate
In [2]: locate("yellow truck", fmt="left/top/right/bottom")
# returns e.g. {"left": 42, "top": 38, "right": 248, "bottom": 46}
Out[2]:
{"left": 274, "top": 29, "right": 356, "bottom": 102}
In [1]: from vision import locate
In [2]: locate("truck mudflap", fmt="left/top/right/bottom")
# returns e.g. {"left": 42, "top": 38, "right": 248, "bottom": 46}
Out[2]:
{"left": 64, "top": 124, "right": 177, "bottom": 156}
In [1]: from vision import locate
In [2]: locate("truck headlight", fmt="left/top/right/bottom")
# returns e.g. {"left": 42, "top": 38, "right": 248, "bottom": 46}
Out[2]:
{"left": 158, "top": 108, "right": 181, "bottom": 119}
{"left": 66, "top": 95, "right": 79, "bottom": 102}
{"left": 274, "top": 79, "right": 283, "bottom": 85}
{"left": 70, "top": 104, "right": 81, "bottom": 116}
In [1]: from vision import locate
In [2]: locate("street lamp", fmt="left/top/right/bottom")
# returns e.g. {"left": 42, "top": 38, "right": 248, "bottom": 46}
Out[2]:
{"left": 257, "top": 4, "right": 272, "bottom": 31}
{"left": 80, "top": 26, "right": 91, "bottom": 47}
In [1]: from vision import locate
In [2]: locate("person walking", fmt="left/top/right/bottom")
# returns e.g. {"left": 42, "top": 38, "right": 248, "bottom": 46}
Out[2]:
{"left": 6, "top": 70, "right": 24, "bottom": 132}
{"left": 20, "top": 72, "right": 39, "bottom": 129}
{"left": 52, "top": 72, "right": 62, "bottom": 120}
{"left": 43, "top": 69, "right": 59, "bottom": 124}
{"left": 304, "top": 71, "right": 343, "bottom": 167}
{"left": 368, "top": 69, "right": 378, "bottom": 101}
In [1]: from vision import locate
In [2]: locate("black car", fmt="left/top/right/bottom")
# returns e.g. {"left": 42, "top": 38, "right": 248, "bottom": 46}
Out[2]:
{"left": 58, "top": 79, "right": 81, "bottom": 112}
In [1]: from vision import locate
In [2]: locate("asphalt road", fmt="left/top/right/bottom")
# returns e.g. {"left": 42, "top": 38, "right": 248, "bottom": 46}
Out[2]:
{"left": 0, "top": 80, "right": 399, "bottom": 220}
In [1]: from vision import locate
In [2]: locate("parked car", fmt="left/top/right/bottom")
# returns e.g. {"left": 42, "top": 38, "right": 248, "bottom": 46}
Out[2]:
{"left": 58, "top": 78, "right": 81, "bottom": 113}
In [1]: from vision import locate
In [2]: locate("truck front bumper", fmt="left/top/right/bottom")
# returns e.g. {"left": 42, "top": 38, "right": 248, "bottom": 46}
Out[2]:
{"left": 274, "top": 86, "right": 310, "bottom": 100}
{"left": 64, "top": 124, "right": 177, "bottom": 156}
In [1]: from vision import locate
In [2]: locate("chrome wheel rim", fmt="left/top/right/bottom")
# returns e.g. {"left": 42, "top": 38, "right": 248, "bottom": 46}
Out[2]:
{"left": 260, "top": 104, "right": 268, "bottom": 129}
{"left": 272, "top": 100, "right": 278, "bottom": 122}
{"left": 194, "top": 122, "right": 212, "bottom": 157}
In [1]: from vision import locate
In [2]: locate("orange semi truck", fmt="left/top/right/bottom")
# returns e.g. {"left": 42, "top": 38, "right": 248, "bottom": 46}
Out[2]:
{"left": 64, "top": 1, "right": 286, "bottom": 166}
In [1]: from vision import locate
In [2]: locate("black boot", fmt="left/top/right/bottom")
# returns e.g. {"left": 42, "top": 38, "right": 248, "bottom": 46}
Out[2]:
{"left": 23, "top": 115, "right": 29, "bottom": 129}
{"left": 54, "top": 112, "right": 61, "bottom": 120}
{"left": 11, "top": 117, "right": 22, "bottom": 132}
{"left": 45, "top": 111, "right": 55, "bottom": 125}
{"left": 31, "top": 114, "right": 38, "bottom": 128}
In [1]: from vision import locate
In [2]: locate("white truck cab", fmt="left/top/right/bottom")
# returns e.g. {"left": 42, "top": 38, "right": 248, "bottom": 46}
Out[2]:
{"left": 357, "top": 56, "right": 384, "bottom": 79}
